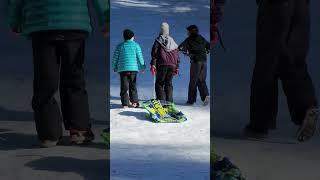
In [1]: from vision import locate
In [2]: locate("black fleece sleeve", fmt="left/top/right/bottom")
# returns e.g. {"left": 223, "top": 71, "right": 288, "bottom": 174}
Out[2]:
{"left": 178, "top": 39, "right": 189, "bottom": 54}
{"left": 151, "top": 41, "right": 159, "bottom": 66}
{"left": 205, "top": 39, "right": 210, "bottom": 53}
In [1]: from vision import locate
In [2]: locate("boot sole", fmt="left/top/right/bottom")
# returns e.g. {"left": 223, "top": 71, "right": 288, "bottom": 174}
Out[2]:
{"left": 40, "top": 141, "right": 58, "bottom": 148}
{"left": 203, "top": 96, "right": 210, "bottom": 106}
{"left": 70, "top": 139, "right": 94, "bottom": 145}
{"left": 297, "top": 108, "right": 319, "bottom": 142}
{"left": 70, "top": 136, "right": 94, "bottom": 145}
{"left": 244, "top": 131, "right": 268, "bottom": 140}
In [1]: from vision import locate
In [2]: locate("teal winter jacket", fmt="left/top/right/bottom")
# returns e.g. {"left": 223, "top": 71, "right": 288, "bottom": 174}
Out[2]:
{"left": 7, "top": 0, "right": 109, "bottom": 35}
{"left": 112, "top": 40, "right": 146, "bottom": 73}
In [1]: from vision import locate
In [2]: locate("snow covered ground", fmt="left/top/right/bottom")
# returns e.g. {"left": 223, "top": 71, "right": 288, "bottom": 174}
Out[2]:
{"left": 110, "top": 97, "right": 210, "bottom": 180}
{"left": 110, "top": 0, "right": 211, "bottom": 179}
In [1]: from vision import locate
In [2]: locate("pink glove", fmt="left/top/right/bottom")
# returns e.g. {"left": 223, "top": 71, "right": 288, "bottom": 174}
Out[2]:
{"left": 151, "top": 65, "right": 156, "bottom": 76}
{"left": 174, "top": 68, "right": 179, "bottom": 76}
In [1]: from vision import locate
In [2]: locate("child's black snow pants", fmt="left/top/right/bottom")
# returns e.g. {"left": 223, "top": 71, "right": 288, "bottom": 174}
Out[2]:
{"left": 120, "top": 71, "right": 139, "bottom": 106}
{"left": 155, "top": 65, "right": 175, "bottom": 102}
{"left": 250, "top": 0, "right": 317, "bottom": 133}
{"left": 31, "top": 30, "right": 91, "bottom": 141}
{"left": 188, "top": 60, "right": 209, "bottom": 103}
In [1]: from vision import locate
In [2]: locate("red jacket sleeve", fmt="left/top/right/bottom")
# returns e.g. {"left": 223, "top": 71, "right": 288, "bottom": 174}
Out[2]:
{"left": 211, "top": 0, "right": 225, "bottom": 41}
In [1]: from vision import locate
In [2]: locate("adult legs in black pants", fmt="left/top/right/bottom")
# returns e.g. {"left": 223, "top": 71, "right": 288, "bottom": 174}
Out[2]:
{"left": 32, "top": 37, "right": 63, "bottom": 141}
{"left": 59, "top": 39, "right": 90, "bottom": 131}
{"left": 32, "top": 32, "right": 91, "bottom": 142}
{"left": 249, "top": 0, "right": 318, "bottom": 137}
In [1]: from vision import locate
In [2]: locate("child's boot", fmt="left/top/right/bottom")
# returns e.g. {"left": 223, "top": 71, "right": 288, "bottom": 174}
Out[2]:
{"left": 40, "top": 140, "right": 59, "bottom": 148}
{"left": 203, "top": 96, "right": 210, "bottom": 106}
{"left": 297, "top": 107, "right": 319, "bottom": 142}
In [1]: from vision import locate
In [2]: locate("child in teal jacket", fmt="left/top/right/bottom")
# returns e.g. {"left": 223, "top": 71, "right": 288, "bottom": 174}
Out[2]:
{"left": 112, "top": 29, "right": 146, "bottom": 107}
{"left": 7, "top": 0, "right": 109, "bottom": 147}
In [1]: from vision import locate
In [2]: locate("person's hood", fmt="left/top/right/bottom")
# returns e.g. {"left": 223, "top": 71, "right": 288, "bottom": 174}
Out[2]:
{"left": 156, "top": 35, "right": 178, "bottom": 52}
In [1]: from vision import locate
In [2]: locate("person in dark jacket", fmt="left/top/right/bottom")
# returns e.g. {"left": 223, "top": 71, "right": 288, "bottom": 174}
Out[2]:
{"left": 211, "top": 0, "right": 226, "bottom": 47}
{"left": 151, "top": 22, "right": 180, "bottom": 102}
{"left": 8, "top": 0, "right": 109, "bottom": 147}
{"left": 246, "top": 0, "right": 319, "bottom": 142}
{"left": 179, "top": 25, "right": 210, "bottom": 106}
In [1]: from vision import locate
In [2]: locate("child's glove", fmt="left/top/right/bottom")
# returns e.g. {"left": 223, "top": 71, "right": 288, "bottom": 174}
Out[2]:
{"left": 174, "top": 68, "right": 179, "bottom": 76}
{"left": 151, "top": 65, "right": 156, "bottom": 76}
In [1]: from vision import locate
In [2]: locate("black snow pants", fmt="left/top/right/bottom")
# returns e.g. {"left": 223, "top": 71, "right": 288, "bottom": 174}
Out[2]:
{"left": 120, "top": 71, "right": 139, "bottom": 106}
{"left": 250, "top": 0, "right": 317, "bottom": 133}
{"left": 188, "top": 60, "right": 209, "bottom": 103}
{"left": 31, "top": 30, "right": 90, "bottom": 141}
{"left": 155, "top": 65, "right": 175, "bottom": 102}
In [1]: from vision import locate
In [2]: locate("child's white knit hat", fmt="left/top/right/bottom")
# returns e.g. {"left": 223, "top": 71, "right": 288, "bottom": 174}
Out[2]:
{"left": 160, "top": 22, "right": 170, "bottom": 36}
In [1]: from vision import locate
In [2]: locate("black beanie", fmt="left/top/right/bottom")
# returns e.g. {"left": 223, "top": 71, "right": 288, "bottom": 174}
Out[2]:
{"left": 187, "top": 25, "right": 199, "bottom": 35}
{"left": 123, "top": 29, "right": 134, "bottom": 40}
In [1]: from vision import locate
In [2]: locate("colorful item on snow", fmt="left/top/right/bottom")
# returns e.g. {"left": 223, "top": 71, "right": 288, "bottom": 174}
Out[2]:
{"left": 101, "top": 128, "right": 110, "bottom": 148}
{"left": 142, "top": 99, "right": 187, "bottom": 123}
{"left": 212, "top": 157, "right": 246, "bottom": 180}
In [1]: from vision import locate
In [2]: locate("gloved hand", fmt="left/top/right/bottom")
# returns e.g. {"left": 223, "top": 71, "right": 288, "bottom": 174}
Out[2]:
{"left": 151, "top": 65, "right": 156, "bottom": 76}
{"left": 174, "top": 68, "right": 179, "bottom": 76}
{"left": 11, "top": 26, "right": 22, "bottom": 35}
{"left": 102, "top": 23, "right": 110, "bottom": 38}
